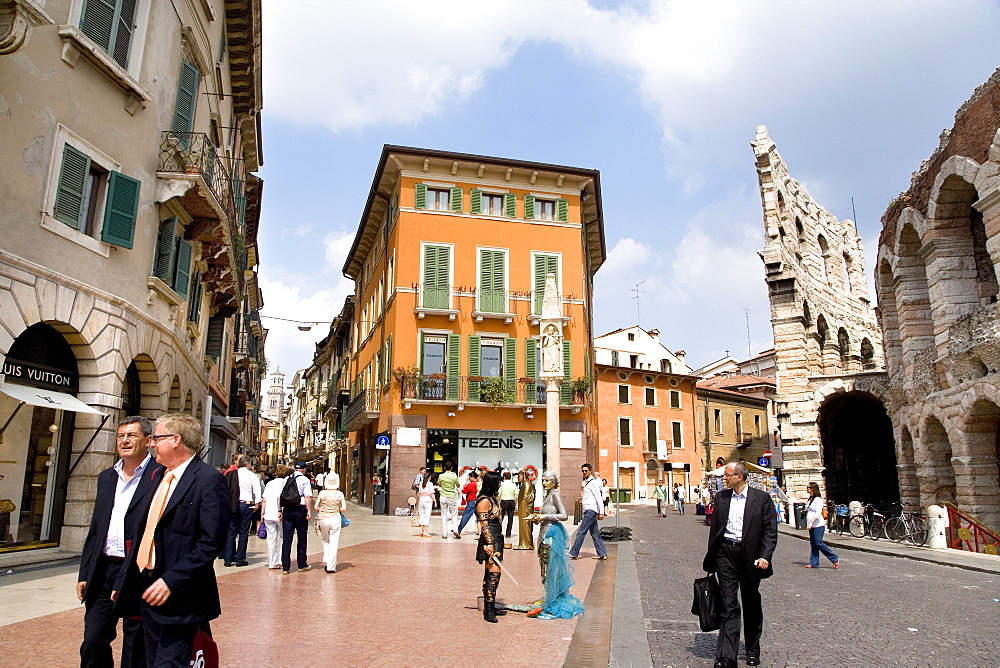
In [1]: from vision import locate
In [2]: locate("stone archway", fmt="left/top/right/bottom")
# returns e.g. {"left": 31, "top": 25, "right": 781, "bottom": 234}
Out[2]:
{"left": 818, "top": 390, "right": 898, "bottom": 508}
{"left": 919, "top": 416, "right": 956, "bottom": 507}
{"left": 957, "top": 398, "right": 1000, "bottom": 526}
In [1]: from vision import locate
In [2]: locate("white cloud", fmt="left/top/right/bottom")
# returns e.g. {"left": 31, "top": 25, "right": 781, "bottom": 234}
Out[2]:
{"left": 323, "top": 230, "right": 356, "bottom": 273}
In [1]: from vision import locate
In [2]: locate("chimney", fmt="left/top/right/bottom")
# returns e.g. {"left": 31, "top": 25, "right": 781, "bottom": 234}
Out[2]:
{"left": 674, "top": 350, "right": 686, "bottom": 367}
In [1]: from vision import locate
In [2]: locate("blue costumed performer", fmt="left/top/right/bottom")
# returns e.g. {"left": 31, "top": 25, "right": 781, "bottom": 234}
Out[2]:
{"left": 527, "top": 470, "right": 584, "bottom": 619}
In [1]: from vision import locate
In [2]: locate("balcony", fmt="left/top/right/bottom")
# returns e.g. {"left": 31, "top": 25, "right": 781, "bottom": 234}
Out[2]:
{"left": 343, "top": 389, "right": 380, "bottom": 431}
{"left": 414, "top": 284, "right": 458, "bottom": 320}
{"left": 398, "top": 375, "right": 583, "bottom": 411}
{"left": 472, "top": 288, "right": 515, "bottom": 324}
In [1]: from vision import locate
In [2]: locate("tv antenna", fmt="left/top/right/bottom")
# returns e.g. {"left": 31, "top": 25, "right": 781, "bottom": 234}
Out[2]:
{"left": 631, "top": 281, "right": 646, "bottom": 327}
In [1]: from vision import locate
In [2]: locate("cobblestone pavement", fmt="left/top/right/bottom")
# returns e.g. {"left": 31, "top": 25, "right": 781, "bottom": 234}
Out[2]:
{"left": 630, "top": 505, "right": 1000, "bottom": 666}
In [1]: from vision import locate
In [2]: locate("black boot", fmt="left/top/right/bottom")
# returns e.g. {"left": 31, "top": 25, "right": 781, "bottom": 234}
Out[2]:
{"left": 483, "top": 570, "right": 501, "bottom": 623}
{"left": 483, "top": 600, "right": 498, "bottom": 623}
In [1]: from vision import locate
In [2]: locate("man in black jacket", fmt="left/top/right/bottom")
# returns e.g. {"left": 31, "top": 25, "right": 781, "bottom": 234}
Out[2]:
{"left": 77, "top": 416, "right": 163, "bottom": 667}
{"left": 703, "top": 461, "right": 778, "bottom": 668}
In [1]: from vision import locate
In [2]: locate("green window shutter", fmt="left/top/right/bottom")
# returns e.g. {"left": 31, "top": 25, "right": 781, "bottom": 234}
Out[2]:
{"left": 389, "top": 192, "right": 398, "bottom": 226}
{"left": 534, "top": 254, "right": 560, "bottom": 315}
{"left": 450, "top": 187, "right": 463, "bottom": 213}
{"left": 560, "top": 341, "right": 572, "bottom": 404}
{"left": 205, "top": 315, "right": 225, "bottom": 360}
{"left": 187, "top": 272, "right": 202, "bottom": 323}
{"left": 479, "top": 249, "right": 504, "bottom": 313}
{"left": 503, "top": 193, "right": 516, "bottom": 217}
{"left": 53, "top": 144, "right": 90, "bottom": 229}
{"left": 111, "top": 0, "right": 136, "bottom": 68}
{"left": 525, "top": 339, "right": 537, "bottom": 378}
{"left": 414, "top": 183, "right": 427, "bottom": 209}
{"left": 384, "top": 336, "right": 392, "bottom": 383}
{"left": 153, "top": 217, "right": 177, "bottom": 282}
{"left": 467, "top": 335, "right": 481, "bottom": 400}
{"left": 171, "top": 61, "right": 200, "bottom": 148}
{"left": 423, "top": 244, "right": 450, "bottom": 309}
{"left": 173, "top": 238, "right": 193, "bottom": 299}
{"left": 101, "top": 170, "right": 140, "bottom": 248}
{"left": 504, "top": 338, "right": 516, "bottom": 402}
{"left": 470, "top": 189, "right": 482, "bottom": 215}
{"left": 446, "top": 334, "right": 461, "bottom": 401}
{"left": 80, "top": 0, "right": 115, "bottom": 54}
{"left": 523, "top": 194, "right": 535, "bottom": 220}
{"left": 556, "top": 198, "right": 569, "bottom": 222}
{"left": 419, "top": 336, "right": 426, "bottom": 375}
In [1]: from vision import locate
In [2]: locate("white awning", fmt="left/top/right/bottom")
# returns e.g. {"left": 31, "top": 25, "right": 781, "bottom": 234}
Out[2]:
{"left": 0, "top": 381, "right": 106, "bottom": 415}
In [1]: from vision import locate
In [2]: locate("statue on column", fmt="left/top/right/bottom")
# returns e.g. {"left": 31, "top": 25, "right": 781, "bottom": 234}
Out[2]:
{"left": 540, "top": 323, "right": 562, "bottom": 374}
{"left": 515, "top": 469, "right": 535, "bottom": 550}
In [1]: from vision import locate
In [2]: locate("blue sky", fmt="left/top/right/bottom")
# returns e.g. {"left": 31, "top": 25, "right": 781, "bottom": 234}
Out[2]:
{"left": 256, "top": 0, "right": 1000, "bottom": 380}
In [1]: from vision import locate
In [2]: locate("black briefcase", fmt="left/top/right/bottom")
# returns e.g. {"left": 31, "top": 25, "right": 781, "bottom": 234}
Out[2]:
{"left": 691, "top": 572, "right": 722, "bottom": 632}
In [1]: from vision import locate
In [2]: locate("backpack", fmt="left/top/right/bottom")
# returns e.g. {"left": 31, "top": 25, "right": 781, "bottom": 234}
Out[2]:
{"left": 280, "top": 474, "right": 302, "bottom": 508}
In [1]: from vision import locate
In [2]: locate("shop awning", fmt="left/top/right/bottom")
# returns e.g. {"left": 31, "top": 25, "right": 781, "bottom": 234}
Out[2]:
{"left": 210, "top": 415, "right": 239, "bottom": 439}
{"left": 0, "top": 382, "right": 105, "bottom": 415}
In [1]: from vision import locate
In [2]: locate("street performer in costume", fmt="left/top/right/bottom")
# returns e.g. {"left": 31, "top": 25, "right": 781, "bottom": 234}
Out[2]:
{"left": 515, "top": 468, "right": 535, "bottom": 550}
{"left": 475, "top": 471, "right": 505, "bottom": 623}
{"left": 527, "top": 470, "right": 583, "bottom": 619}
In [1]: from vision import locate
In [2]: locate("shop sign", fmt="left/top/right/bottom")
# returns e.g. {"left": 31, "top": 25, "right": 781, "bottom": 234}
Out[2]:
{"left": 2, "top": 360, "right": 76, "bottom": 392}
{"left": 458, "top": 430, "right": 543, "bottom": 471}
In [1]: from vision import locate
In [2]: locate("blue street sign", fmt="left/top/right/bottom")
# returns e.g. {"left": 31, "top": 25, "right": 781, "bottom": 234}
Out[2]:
{"left": 758, "top": 457, "right": 770, "bottom": 467}
{"left": 376, "top": 435, "right": 390, "bottom": 449}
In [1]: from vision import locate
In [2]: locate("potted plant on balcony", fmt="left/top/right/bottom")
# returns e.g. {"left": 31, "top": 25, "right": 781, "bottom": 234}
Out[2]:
{"left": 570, "top": 376, "right": 592, "bottom": 404}
{"left": 479, "top": 377, "right": 508, "bottom": 409}
{"left": 392, "top": 365, "right": 420, "bottom": 399}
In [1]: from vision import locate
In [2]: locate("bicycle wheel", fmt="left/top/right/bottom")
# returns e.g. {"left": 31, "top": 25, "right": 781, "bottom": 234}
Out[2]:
{"left": 885, "top": 517, "right": 905, "bottom": 542}
{"left": 869, "top": 516, "right": 885, "bottom": 540}
{"left": 911, "top": 517, "right": 929, "bottom": 546}
{"left": 849, "top": 515, "right": 866, "bottom": 538}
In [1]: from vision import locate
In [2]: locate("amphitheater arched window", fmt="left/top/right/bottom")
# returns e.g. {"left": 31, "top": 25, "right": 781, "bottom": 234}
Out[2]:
{"left": 838, "top": 328, "right": 850, "bottom": 362}
{"left": 802, "top": 300, "right": 811, "bottom": 326}
{"left": 818, "top": 235, "right": 830, "bottom": 280}
{"left": 860, "top": 338, "right": 875, "bottom": 369}
{"left": 842, "top": 253, "right": 852, "bottom": 292}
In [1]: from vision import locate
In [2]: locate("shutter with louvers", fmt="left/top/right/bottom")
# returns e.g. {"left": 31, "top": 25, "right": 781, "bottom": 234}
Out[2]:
{"left": 171, "top": 62, "right": 200, "bottom": 148}
{"left": 525, "top": 338, "right": 538, "bottom": 404}
{"left": 187, "top": 272, "right": 202, "bottom": 323}
{"left": 523, "top": 194, "right": 535, "bottom": 220}
{"left": 384, "top": 336, "right": 392, "bottom": 384}
{"left": 423, "top": 245, "right": 450, "bottom": 309}
{"left": 560, "top": 342, "right": 571, "bottom": 404}
{"left": 53, "top": 144, "right": 90, "bottom": 229}
{"left": 504, "top": 338, "right": 516, "bottom": 402}
{"left": 503, "top": 193, "right": 516, "bottom": 217}
{"left": 111, "top": 0, "right": 136, "bottom": 68}
{"left": 450, "top": 187, "right": 463, "bottom": 213}
{"left": 153, "top": 218, "right": 177, "bottom": 281}
{"left": 414, "top": 183, "right": 427, "bottom": 209}
{"left": 479, "top": 250, "right": 504, "bottom": 313}
{"left": 80, "top": 0, "right": 116, "bottom": 55}
{"left": 446, "top": 334, "right": 461, "bottom": 401}
{"left": 556, "top": 198, "right": 569, "bottom": 222}
{"left": 205, "top": 315, "right": 225, "bottom": 360}
{"left": 101, "top": 171, "right": 140, "bottom": 248}
{"left": 467, "top": 335, "right": 481, "bottom": 400}
{"left": 533, "top": 254, "right": 559, "bottom": 314}
{"left": 173, "top": 238, "right": 193, "bottom": 299}
{"left": 470, "top": 189, "right": 482, "bottom": 215}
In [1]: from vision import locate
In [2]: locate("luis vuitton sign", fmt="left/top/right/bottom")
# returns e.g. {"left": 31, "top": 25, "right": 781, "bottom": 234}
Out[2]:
{"left": 2, "top": 361, "right": 77, "bottom": 392}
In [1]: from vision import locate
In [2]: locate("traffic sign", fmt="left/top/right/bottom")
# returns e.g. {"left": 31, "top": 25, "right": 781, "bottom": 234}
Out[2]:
{"left": 763, "top": 449, "right": 772, "bottom": 457}
{"left": 758, "top": 457, "right": 770, "bottom": 467}
{"left": 376, "top": 435, "right": 390, "bottom": 450}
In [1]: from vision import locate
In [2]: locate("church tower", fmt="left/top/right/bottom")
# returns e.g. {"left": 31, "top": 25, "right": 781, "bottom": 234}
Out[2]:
{"left": 264, "top": 367, "right": 286, "bottom": 422}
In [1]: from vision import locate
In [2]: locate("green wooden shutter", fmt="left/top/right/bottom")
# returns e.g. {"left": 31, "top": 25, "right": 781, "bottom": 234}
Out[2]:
{"left": 414, "top": 183, "right": 427, "bottom": 209}
{"left": 467, "top": 335, "right": 481, "bottom": 400}
{"left": 525, "top": 338, "right": 538, "bottom": 405}
{"left": 206, "top": 315, "right": 225, "bottom": 360}
{"left": 101, "top": 170, "right": 140, "bottom": 248}
{"left": 479, "top": 249, "right": 504, "bottom": 313}
{"left": 423, "top": 245, "right": 450, "bottom": 309}
{"left": 153, "top": 218, "right": 177, "bottom": 282}
{"left": 187, "top": 272, "right": 202, "bottom": 323}
{"left": 470, "top": 189, "right": 482, "bottom": 215}
{"left": 171, "top": 62, "right": 200, "bottom": 148}
{"left": 450, "top": 187, "right": 463, "bottom": 213}
{"left": 174, "top": 238, "right": 193, "bottom": 299}
{"left": 504, "top": 338, "right": 517, "bottom": 402}
{"left": 503, "top": 193, "right": 516, "bottom": 217}
{"left": 446, "top": 334, "right": 461, "bottom": 401}
{"left": 419, "top": 336, "right": 427, "bottom": 375}
{"left": 53, "top": 144, "right": 90, "bottom": 229}
{"left": 111, "top": 0, "right": 136, "bottom": 68}
{"left": 556, "top": 198, "right": 569, "bottom": 222}
{"left": 523, "top": 194, "right": 535, "bottom": 220}
{"left": 533, "top": 254, "right": 559, "bottom": 314}
{"left": 384, "top": 336, "right": 392, "bottom": 384}
{"left": 560, "top": 341, "right": 572, "bottom": 404}
{"left": 80, "top": 0, "right": 115, "bottom": 55}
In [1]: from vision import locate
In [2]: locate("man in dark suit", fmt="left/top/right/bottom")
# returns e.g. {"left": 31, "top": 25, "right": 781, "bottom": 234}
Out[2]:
{"left": 117, "top": 413, "right": 229, "bottom": 667}
{"left": 703, "top": 461, "right": 778, "bottom": 668}
{"left": 78, "top": 415, "right": 163, "bottom": 667}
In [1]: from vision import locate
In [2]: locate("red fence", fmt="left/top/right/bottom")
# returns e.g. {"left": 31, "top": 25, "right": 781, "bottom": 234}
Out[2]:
{"left": 943, "top": 502, "right": 1000, "bottom": 555}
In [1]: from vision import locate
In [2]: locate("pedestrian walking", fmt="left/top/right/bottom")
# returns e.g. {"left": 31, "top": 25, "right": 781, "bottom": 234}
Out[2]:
{"left": 805, "top": 482, "right": 839, "bottom": 569}
{"left": 676, "top": 484, "right": 686, "bottom": 515}
{"left": 223, "top": 455, "right": 260, "bottom": 567}
{"left": 260, "top": 465, "right": 287, "bottom": 569}
{"left": 499, "top": 470, "right": 518, "bottom": 537}
{"left": 411, "top": 466, "right": 426, "bottom": 493}
{"left": 417, "top": 474, "right": 436, "bottom": 537}
{"left": 437, "top": 461, "right": 461, "bottom": 538}
{"left": 456, "top": 471, "right": 480, "bottom": 536}
{"left": 280, "top": 461, "right": 314, "bottom": 574}
{"left": 703, "top": 461, "right": 778, "bottom": 667}
{"left": 315, "top": 473, "right": 347, "bottom": 572}
{"left": 569, "top": 463, "right": 607, "bottom": 560}
{"left": 475, "top": 471, "right": 505, "bottom": 623}
{"left": 599, "top": 476, "right": 611, "bottom": 514}
{"left": 653, "top": 480, "right": 669, "bottom": 516}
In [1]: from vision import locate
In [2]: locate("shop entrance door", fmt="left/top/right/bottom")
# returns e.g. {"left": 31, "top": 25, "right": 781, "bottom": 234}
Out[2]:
{"left": 620, "top": 467, "right": 635, "bottom": 497}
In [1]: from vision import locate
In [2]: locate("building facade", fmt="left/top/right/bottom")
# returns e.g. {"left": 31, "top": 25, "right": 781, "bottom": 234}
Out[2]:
{"left": 0, "top": 0, "right": 264, "bottom": 556}
{"left": 876, "top": 68, "right": 1000, "bottom": 528}
{"left": 754, "top": 125, "right": 895, "bottom": 506}
{"left": 340, "top": 146, "right": 605, "bottom": 512}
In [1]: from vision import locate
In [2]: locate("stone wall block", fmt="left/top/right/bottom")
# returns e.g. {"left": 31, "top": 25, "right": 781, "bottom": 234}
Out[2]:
{"left": 0, "top": 289, "right": 28, "bottom": 336}
{"left": 9, "top": 281, "right": 40, "bottom": 326}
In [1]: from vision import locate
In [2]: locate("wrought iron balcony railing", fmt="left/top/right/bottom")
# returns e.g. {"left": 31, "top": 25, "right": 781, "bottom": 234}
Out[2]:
{"left": 399, "top": 375, "right": 580, "bottom": 406}
{"left": 157, "top": 131, "right": 237, "bottom": 223}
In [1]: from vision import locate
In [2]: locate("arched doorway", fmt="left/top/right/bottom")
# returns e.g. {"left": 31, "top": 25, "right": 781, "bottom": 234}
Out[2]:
{"left": 818, "top": 391, "right": 898, "bottom": 509}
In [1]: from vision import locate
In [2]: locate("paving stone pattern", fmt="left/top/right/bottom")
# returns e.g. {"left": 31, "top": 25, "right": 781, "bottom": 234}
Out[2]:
{"left": 631, "top": 506, "right": 1000, "bottom": 666}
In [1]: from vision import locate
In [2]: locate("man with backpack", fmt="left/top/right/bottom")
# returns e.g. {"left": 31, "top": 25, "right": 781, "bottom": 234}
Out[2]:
{"left": 280, "top": 461, "right": 314, "bottom": 574}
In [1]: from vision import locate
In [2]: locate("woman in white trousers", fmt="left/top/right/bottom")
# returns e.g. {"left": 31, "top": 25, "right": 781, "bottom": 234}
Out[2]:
{"left": 314, "top": 473, "right": 347, "bottom": 573}
{"left": 417, "top": 475, "right": 436, "bottom": 537}
{"left": 260, "top": 465, "right": 288, "bottom": 569}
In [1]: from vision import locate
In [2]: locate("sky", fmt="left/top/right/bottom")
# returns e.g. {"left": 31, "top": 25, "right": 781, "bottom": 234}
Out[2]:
{"left": 255, "top": 0, "right": 1000, "bottom": 383}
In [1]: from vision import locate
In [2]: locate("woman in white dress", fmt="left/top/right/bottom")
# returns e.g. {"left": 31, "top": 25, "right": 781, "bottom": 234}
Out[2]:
{"left": 314, "top": 473, "right": 347, "bottom": 573}
{"left": 260, "top": 465, "right": 288, "bottom": 569}
{"left": 417, "top": 474, "right": 436, "bottom": 537}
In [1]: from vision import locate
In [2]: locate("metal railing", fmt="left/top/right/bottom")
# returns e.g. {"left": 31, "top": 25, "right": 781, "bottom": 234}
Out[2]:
{"left": 158, "top": 131, "right": 238, "bottom": 224}
{"left": 943, "top": 502, "right": 1000, "bottom": 555}
{"left": 399, "top": 375, "right": 577, "bottom": 406}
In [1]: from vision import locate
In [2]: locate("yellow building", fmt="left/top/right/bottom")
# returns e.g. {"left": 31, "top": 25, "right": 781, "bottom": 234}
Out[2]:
{"left": 341, "top": 146, "right": 605, "bottom": 511}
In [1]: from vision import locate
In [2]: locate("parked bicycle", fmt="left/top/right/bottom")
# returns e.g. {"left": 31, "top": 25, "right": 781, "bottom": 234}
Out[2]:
{"left": 885, "top": 503, "right": 928, "bottom": 546}
{"left": 849, "top": 503, "right": 886, "bottom": 540}
{"left": 828, "top": 503, "right": 851, "bottom": 535}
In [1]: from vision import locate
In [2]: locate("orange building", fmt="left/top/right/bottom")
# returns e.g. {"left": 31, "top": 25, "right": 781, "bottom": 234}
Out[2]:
{"left": 341, "top": 146, "right": 605, "bottom": 512}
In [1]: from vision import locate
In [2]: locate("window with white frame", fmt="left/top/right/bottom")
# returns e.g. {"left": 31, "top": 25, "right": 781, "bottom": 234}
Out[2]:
{"left": 70, "top": 0, "right": 152, "bottom": 78}
{"left": 478, "top": 248, "right": 507, "bottom": 313}
{"left": 618, "top": 384, "right": 630, "bottom": 404}
{"left": 646, "top": 419, "right": 657, "bottom": 449}
{"left": 713, "top": 408, "right": 722, "bottom": 434}
{"left": 645, "top": 387, "right": 655, "bottom": 406}
{"left": 619, "top": 417, "right": 632, "bottom": 446}
{"left": 421, "top": 243, "right": 452, "bottom": 309}
{"left": 483, "top": 193, "right": 504, "bottom": 216}
{"left": 670, "top": 390, "right": 681, "bottom": 409}
{"left": 754, "top": 414, "right": 761, "bottom": 438}
{"left": 524, "top": 195, "right": 569, "bottom": 222}
{"left": 671, "top": 421, "right": 683, "bottom": 448}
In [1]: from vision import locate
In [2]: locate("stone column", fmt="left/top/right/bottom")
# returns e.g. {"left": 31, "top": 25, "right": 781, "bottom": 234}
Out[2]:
{"left": 951, "top": 454, "right": 1000, "bottom": 529}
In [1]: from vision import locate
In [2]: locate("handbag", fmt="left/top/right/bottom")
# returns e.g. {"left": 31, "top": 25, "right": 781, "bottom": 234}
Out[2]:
{"left": 190, "top": 623, "right": 219, "bottom": 668}
{"left": 257, "top": 522, "right": 267, "bottom": 539}
{"left": 340, "top": 513, "right": 350, "bottom": 528}
{"left": 691, "top": 572, "right": 722, "bottom": 632}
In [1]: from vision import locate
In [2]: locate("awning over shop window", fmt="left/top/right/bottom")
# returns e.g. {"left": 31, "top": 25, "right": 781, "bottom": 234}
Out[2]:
{"left": 0, "top": 381, "right": 105, "bottom": 415}
{"left": 210, "top": 415, "right": 239, "bottom": 439}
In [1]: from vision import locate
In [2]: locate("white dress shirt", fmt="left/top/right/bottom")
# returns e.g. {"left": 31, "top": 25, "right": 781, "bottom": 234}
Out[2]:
{"left": 724, "top": 487, "right": 748, "bottom": 541}
{"left": 582, "top": 476, "right": 603, "bottom": 514}
{"left": 237, "top": 467, "right": 262, "bottom": 504}
{"left": 103, "top": 454, "right": 152, "bottom": 557}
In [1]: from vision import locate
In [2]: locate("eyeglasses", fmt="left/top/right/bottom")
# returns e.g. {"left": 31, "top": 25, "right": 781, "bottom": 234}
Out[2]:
{"left": 722, "top": 473, "right": 740, "bottom": 478}
{"left": 116, "top": 433, "right": 145, "bottom": 441}
{"left": 151, "top": 433, "right": 177, "bottom": 442}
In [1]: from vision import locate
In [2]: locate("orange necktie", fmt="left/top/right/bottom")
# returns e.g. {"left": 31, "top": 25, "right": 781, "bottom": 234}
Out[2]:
{"left": 136, "top": 470, "right": 175, "bottom": 572}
